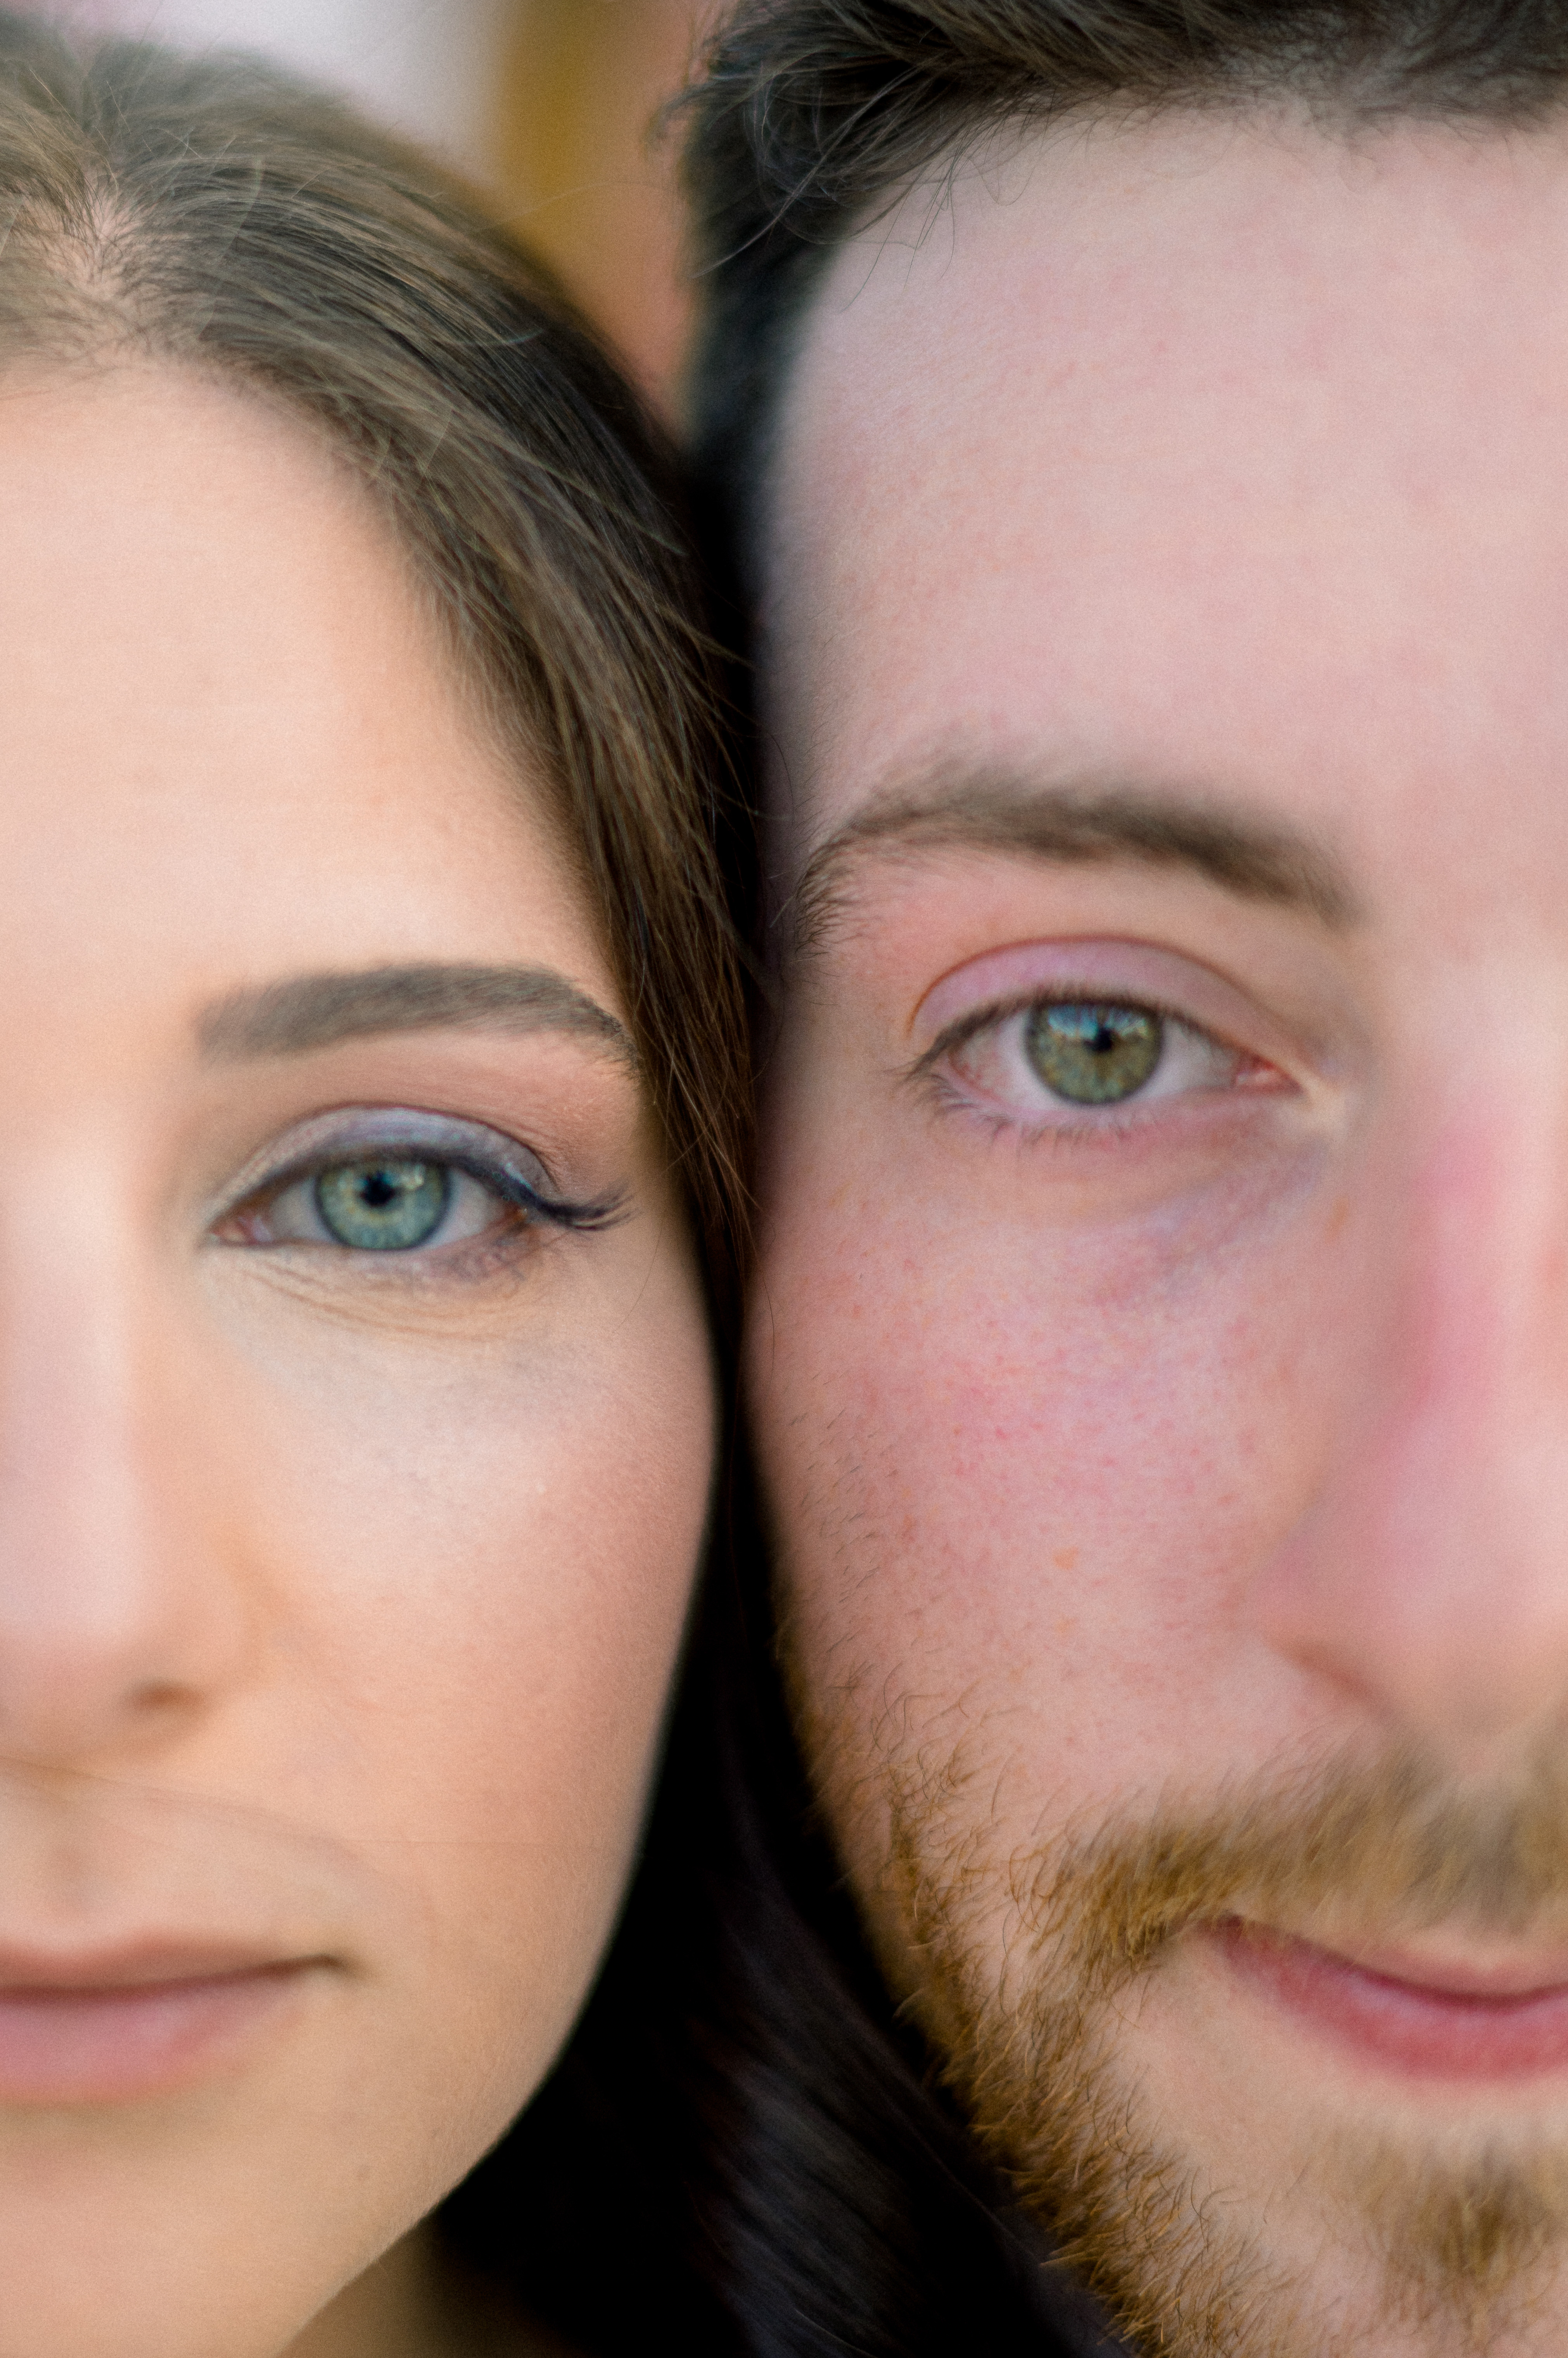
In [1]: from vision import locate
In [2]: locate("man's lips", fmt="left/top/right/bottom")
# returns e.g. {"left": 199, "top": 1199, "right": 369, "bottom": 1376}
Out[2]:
{"left": 1214, "top": 1919, "right": 1568, "bottom": 2079}
{"left": 0, "top": 1945, "right": 331, "bottom": 2104}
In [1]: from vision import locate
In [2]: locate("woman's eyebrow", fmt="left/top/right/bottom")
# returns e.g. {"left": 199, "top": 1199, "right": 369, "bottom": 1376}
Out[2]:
{"left": 198, "top": 963, "right": 636, "bottom": 1064}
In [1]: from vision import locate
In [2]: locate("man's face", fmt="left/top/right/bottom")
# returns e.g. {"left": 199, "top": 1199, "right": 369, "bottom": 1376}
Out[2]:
{"left": 749, "top": 110, "right": 1568, "bottom": 2356}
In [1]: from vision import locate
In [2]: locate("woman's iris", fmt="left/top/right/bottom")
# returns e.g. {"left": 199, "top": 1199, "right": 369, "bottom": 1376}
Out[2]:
{"left": 314, "top": 1157, "right": 451, "bottom": 1250}
{"left": 1023, "top": 1002, "right": 1163, "bottom": 1105}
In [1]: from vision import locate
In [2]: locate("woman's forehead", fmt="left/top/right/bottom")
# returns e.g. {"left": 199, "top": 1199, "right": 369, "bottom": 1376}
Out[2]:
{"left": 0, "top": 362, "right": 625, "bottom": 1035}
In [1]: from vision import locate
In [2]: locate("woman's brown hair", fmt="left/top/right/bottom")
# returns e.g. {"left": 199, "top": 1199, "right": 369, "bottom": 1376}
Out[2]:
{"left": 0, "top": 10, "right": 750, "bottom": 1329}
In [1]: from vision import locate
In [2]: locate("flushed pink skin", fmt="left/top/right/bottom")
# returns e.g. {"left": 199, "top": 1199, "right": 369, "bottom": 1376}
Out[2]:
{"left": 0, "top": 368, "right": 713, "bottom": 2358}
{"left": 752, "top": 112, "right": 1568, "bottom": 2351}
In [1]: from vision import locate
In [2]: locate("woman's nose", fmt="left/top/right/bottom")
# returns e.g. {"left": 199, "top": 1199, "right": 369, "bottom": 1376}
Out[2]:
{"left": 0, "top": 1181, "right": 251, "bottom": 1765}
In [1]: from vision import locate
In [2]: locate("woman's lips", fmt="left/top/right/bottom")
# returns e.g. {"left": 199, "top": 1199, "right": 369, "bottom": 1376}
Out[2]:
{"left": 1214, "top": 1920, "right": 1568, "bottom": 2079}
{"left": 0, "top": 1949, "right": 327, "bottom": 2104}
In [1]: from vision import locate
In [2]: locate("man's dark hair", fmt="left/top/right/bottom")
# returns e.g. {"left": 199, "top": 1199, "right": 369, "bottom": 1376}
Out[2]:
{"left": 683, "top": 0, "right": 1568, "bottom": 571}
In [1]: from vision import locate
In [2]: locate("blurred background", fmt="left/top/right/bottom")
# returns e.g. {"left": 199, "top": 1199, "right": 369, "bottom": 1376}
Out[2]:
{"left": 50, "top": 1, "right": 715, "bottom": 410}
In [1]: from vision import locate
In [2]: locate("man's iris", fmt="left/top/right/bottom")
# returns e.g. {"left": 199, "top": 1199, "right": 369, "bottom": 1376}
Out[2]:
{"left": 1023, "top": 1002, "right": 1163, "bottom": 1105}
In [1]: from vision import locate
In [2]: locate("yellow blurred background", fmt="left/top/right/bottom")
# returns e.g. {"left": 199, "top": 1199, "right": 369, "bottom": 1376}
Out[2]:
{"left": 490, "top": 1, "right": 717, "bottom": 407}
{"left": 65, "top": 0, "right": 716, "bottom": 411}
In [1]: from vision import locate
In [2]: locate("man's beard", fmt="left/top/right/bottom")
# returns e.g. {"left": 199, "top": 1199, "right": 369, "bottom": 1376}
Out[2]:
{"left": 856, "top": 1733, "right": 1568, "bottom": 2357}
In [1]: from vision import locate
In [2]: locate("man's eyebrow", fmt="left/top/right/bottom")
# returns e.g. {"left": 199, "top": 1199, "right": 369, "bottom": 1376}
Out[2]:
{"left": 791, "top": 775, "right": 1359, "bottom": 953}
{"left": 198, "top": 962, "right": 636, "bottom": 1064}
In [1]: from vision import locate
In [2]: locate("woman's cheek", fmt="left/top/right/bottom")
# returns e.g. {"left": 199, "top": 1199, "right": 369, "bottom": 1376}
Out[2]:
{"left": 205, "top": 1241, "right": 714, "bottom": 2132}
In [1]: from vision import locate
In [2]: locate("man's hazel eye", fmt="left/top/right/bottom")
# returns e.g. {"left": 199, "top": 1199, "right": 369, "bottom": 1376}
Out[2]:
{"left": 314, "top": 1157, "right": 451, "bottom": 1250}
{"left": 1024, "top": 1003, "right": 1163, "bottom": 1105}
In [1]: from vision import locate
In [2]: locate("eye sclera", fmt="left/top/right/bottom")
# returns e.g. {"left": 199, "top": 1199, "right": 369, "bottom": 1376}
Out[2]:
{"left": 928, "top": 989, "right": 1274, "bottom": 1132}
{"left": 208, "top": 1102, "right": 624, "bottom": 1251}
{"left": 904, "top": 934, "right": 1330, "bottom": 1144}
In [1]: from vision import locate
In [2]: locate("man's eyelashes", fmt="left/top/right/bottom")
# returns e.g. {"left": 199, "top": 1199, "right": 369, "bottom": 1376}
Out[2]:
{"left": 922, "top": 995, "right": 1285, "bottom": 1133}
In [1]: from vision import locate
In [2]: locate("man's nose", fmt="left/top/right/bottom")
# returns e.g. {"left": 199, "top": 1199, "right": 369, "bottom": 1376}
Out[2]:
{"left": 1250, "top": 1102, "right": 1568, "bottom": 1759}
{"left": 0, "top": 1197, "right": 250, "bottom": 1765}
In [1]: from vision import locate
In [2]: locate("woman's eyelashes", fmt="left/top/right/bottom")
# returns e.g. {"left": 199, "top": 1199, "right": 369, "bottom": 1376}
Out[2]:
{"left": 930, "top": 996, "right": 1283, "bottom": 1132}
{"left": 213, "top": 1110, "right": 624, "bottom": 1268}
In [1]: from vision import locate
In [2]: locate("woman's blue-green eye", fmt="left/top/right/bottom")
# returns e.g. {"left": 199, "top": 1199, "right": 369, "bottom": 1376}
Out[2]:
{"left": 313, "top": 1157, "right": 451, "bottom": 1250}
{"left": 1023, "top": 1002, "right": 1163, "bottom": 1105}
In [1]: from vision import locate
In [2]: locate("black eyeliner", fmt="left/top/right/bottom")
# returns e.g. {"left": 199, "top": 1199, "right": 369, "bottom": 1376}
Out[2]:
{"left": 216, "top": 1120, "right": 629, "bottom": 1241}
{"left": 439, "top": 1150, "right": 626, "bottom": 1234}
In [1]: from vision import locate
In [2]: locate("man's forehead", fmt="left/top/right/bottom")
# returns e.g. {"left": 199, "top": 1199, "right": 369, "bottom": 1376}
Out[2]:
{"left": 761, "top": 105, "right": 1568, "bottom": 884}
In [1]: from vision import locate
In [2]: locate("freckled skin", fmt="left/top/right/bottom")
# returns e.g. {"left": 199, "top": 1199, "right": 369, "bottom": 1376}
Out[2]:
{"left": 753, "top": 112, "right": 1568, "bottom": 2352}
{"left": 0, "top": 367, "right": 713, "bottom": 2358}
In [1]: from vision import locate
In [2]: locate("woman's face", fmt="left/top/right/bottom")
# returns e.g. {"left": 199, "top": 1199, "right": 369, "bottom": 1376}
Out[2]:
{"left": 0, "top": 365, "right": 714, "bottom": 2358}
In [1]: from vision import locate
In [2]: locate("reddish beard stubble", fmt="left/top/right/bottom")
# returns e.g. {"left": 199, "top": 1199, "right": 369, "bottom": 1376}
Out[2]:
{"left": 809, "top": 1708, "right": 1568, "bottom": 2358}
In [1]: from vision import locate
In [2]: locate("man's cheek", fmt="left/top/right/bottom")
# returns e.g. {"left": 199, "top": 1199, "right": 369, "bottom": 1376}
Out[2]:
{"left": 764, "top": 1187, "right": 1354, "bottom": 1790}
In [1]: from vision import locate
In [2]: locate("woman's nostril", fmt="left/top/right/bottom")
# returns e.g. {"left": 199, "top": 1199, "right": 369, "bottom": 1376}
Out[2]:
{"left": 126, "top": 1680, "right": 196, "bottom": 1718}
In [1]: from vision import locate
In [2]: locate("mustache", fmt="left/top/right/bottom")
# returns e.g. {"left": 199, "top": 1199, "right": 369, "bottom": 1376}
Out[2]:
{"left": 1011, "top": 1742, "right": 1568, "bottom": 1994}
{"left": 874, "top": 1738, "right": 1568, "bottom": 2355}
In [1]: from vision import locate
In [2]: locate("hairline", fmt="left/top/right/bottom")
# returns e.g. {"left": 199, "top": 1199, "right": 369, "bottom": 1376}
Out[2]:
{"left": 698, "top": 78, "right": 1568, "bottom": 612}
{"left": 738, "top": 92, "right": 1567, "bottom": 882}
